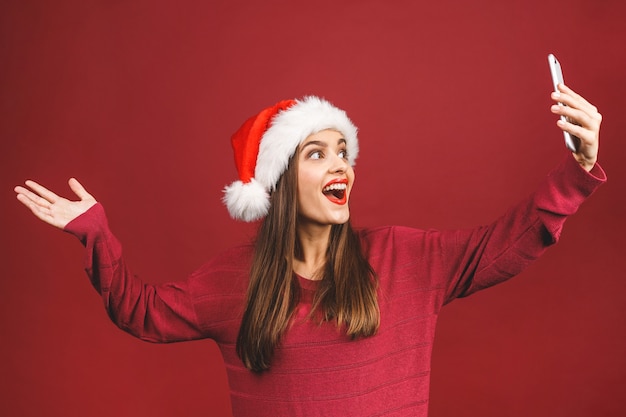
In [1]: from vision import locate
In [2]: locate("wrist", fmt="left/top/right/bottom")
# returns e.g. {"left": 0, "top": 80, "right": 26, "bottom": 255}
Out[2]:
{"left": 572, "top": 153, "right": 596, "bottom": 172}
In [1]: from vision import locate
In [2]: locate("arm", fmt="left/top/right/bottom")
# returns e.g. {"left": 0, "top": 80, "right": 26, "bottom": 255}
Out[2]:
{"left": 442, "top": 85, "right": 606, "bottom": 302}
{"left": 442, "top": 155, "right": 605, "bottom": 302}
{"left": 15, "top": 180, "right": 207, "bottom": 342}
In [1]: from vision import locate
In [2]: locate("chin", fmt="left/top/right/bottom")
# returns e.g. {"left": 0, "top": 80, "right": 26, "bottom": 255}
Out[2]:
{"left": 329, "top": 210, "right": 351, "bottom": 225}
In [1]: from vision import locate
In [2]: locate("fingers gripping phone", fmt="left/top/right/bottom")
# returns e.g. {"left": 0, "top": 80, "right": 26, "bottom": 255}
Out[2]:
{"left": 548, "top": 54, "right": 578, "bottom": 152}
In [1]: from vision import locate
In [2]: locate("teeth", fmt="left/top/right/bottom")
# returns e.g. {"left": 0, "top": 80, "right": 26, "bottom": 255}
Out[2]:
{"left": 323, "top": 183, "right": 347, "bottom": 193}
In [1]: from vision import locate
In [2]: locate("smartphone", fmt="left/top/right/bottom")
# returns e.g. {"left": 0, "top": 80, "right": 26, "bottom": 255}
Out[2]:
{"left": 548, "top": 54, "right": 577, "bottom": 152}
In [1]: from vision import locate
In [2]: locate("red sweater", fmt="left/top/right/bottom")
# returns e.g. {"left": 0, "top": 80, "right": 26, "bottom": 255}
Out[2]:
{"left": 65, "top": 156, "right": 605, "bottom": 417}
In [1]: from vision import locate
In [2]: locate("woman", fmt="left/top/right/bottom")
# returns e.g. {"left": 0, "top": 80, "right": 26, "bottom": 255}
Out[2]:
{"left": 14, "top": 84, "right": 605, "bottom": 417}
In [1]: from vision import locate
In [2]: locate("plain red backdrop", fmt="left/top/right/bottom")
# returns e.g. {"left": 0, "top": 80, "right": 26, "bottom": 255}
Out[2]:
{"left": 1, "top": 0, "right": 625, "bottom": 416}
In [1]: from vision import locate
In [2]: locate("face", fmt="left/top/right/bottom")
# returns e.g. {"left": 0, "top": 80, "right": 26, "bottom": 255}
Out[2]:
{"left": 296, "top": 129, "right": 355, "bottom": 228}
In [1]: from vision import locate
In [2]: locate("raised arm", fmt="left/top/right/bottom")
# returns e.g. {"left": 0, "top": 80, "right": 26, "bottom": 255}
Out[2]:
{"left": 14, "top": 178, "right": 97, "bottom": 228}
{"left": 14, "top": 178, "right": 212, "bottom": 343}
{"left": 441, "top": 85, "right": 606, "bottom": 302}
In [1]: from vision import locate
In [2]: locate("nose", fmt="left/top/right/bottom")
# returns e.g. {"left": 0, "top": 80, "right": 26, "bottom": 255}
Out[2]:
{"left": 329, "top": 151, "right": 349, "bottom": 174}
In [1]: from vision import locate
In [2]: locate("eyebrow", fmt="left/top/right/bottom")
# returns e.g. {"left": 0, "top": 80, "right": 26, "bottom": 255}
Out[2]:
{"left": 300, "top": 138, "right": 347, "bottom": 151}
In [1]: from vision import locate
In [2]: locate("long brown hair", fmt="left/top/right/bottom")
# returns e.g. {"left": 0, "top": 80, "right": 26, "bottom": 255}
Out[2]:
{"left": 236, "top": 153, "right": 379, "bottom": 372}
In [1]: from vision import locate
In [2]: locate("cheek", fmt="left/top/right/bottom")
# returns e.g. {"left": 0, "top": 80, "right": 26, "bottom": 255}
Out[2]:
{"left": 296, "top": 177, "right": 314, "bottom": 207}
{"left": 348, "top": 168, "right": 356, "bottom": 191}
{"left": 297, "top": 170, "right": 320, "bottom": 195}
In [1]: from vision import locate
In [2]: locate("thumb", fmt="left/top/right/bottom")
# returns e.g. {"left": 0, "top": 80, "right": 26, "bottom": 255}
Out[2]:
{"left": 68, "top": 178, "right": 94, "bottom": 201}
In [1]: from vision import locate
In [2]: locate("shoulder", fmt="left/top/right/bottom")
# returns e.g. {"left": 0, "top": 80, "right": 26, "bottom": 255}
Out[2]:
{"left": 357, "top": 225, "right": 427, "bottom": 258}
{"left": 187, "top": 243, "right": 254, "bottom": 294}
{"left": 356, "top": 225, "right": 433, "bottom": 246}
{"left": 192, "top": 243, "right": 254, "bottom": 277}
{"left": 356, "top": 225, "right": 453, "bottom": 265}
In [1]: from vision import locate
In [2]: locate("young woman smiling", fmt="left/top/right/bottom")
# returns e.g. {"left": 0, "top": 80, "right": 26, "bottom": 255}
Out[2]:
{"left": 14, "top": 87, "right": 606, "bottom": 417}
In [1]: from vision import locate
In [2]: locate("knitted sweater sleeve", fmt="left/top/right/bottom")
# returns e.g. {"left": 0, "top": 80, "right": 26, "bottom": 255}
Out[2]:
{"left": 64, "top": 204, "right": 208, "bottom": 343}
{"left": 441, "top": 155, "right": 606, "bottom": 303}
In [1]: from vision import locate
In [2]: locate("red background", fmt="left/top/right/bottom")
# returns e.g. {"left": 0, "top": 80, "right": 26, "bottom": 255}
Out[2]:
{"left": 1, "top": 1, "right": 625, "bottom": 416}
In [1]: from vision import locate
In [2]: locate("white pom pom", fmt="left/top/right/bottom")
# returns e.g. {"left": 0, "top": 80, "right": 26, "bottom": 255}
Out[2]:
{"left": 222, "top": 179, "right": 270, "bottom": 222}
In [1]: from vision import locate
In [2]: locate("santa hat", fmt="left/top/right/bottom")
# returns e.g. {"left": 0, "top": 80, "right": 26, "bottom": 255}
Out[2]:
{"left": 223, "top": 96, "right": 359, "bottom": 222}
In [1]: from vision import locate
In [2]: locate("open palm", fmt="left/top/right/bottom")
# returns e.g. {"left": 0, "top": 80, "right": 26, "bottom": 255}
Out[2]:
{"left": 14, "top": 178, "right": 97, "bottom": 229}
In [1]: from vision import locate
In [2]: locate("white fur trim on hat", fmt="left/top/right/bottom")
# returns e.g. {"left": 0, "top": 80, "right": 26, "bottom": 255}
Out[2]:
{"left": 223, "top": 179, "right": 269, "bottom": 222}
{"left": 257, "top": 96, "right": 358, "bottom": 191}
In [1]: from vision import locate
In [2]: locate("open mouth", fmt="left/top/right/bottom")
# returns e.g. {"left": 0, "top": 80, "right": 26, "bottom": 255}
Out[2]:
{"left": 322, "top": 181, "right": 348, "bottom": 204}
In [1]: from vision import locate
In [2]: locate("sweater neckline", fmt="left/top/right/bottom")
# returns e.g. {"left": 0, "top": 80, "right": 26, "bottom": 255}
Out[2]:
{"left": 295, "top": 274, "right": 320, "bottom": 292}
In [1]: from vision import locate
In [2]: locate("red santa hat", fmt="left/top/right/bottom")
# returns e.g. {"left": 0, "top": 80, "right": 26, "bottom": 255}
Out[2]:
{"left": 223, "top": 96, "right": 359, "bottom": 221}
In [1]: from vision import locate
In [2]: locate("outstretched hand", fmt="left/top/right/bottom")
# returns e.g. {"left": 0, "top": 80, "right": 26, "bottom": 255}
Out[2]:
{"left": 14, "top": 178, "right": 97, "bottom": 229}
{"left": 551, "top": 84, "right": 602, "bottom": 171}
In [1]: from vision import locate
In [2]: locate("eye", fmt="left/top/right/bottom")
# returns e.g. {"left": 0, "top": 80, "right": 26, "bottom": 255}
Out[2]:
{"left": 308, "top": 150, "right": 323, "bottom": 160}
{"left": 338, "top": 149, "right": 348, "bottom": 160}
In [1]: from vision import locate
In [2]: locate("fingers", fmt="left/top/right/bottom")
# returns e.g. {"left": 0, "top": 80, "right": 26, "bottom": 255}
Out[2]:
{"left": 555, "top": 118, "right": 590, "bottom": 144}
{"left": 551, "top": 103, "right": 599, "bottom": 132}
{"left": 14, "top": 184, "right": 53, "bottom": 210}
{"left": 68, "top": 178, "right": 93, "bottom": 201}
{"left": 14, "top": 187, "right": 55, "bottom": 223}
{"left": 22, "top": 180, "right": 61, "bottom": 204}
{"left": 14, "top": 181, "right": 58, "bottom": 223}
{"left": 549, "top": 84, "right": 600, "bottom": 171}
{"left": 551, "top": 103, "right": 599, "bottom": 147}
{"left": 557, "top": 84, "right": 598, "bottom": 114}
{"left": 550, "top": 85, "right": 602, "bottom": 132}
{"left": 551, "top": 84, "right": 602, "bottom": 124}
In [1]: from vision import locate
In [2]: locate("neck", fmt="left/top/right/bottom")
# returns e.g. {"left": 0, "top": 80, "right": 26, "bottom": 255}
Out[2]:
{"left": 293, "top": 222, "right": 332, "bottom": 280}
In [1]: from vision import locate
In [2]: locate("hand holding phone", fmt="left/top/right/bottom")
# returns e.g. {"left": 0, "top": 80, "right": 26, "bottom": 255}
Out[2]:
{"left": 548, "top": 54, "right": 578, "bottom": 152}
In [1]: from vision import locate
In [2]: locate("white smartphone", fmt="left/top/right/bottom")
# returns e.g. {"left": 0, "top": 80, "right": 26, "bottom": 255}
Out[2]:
{"left": 548, "top": 53, "right": 577, "bottom": 152}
